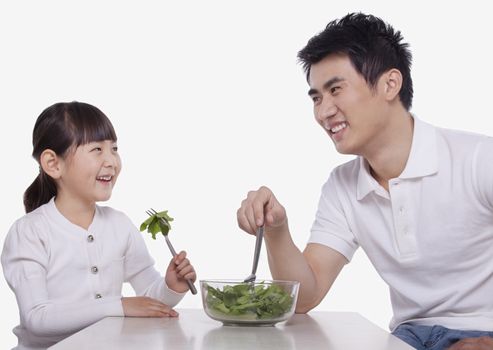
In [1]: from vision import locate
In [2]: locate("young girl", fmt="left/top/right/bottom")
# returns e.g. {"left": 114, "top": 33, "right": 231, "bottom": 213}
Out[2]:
{"left": 1, "top": 102, "right": 196, "bottom": 350}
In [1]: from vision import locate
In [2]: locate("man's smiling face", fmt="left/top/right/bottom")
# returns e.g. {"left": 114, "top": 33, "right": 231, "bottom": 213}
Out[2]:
{"left": 308, "top": 54, "right": 391, "bottom": 156}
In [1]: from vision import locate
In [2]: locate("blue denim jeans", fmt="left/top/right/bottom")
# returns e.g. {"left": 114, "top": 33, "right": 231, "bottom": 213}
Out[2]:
{"left": 392, "top": 324, "right": 493, "bottom": 350}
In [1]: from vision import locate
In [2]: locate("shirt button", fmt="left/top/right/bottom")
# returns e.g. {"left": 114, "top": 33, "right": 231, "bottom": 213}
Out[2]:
{"left": 95, "top": 293, "right": 102, "bottom": 299}
{"left": 91, "top": 266, "right": 99, "bottom": 274}
{"left": 87, "top": 235, "right": 94, "bottom": 242}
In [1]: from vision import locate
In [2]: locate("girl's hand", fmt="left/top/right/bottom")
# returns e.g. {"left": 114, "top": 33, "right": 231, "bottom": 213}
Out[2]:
{"left": 121, "top": 296, "right": 178, "bottom": 317}
{"left": 165, "top": 250, "right": 197, "bottom": 293}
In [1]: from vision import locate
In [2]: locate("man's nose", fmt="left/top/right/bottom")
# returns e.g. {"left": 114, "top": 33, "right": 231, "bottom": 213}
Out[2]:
{"left": 317, "top": 97, "right": 337, "bottom": 122}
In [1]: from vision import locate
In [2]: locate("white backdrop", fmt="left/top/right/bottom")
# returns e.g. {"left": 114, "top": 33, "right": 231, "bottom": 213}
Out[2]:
{"left": 1, "top": 1, "right": 493, "bottom": 348}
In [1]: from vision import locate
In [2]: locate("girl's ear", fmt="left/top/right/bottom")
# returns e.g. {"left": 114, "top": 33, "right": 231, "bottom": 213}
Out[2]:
{"left": 40, "top": 149, "right": 63, "bottom": 180}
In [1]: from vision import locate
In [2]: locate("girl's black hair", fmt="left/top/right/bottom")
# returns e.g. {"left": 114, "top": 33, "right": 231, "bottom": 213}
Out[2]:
{"left": 24, "top": 101, "right": 117, "bottom": 213}
{"left": 298, "top": 12, "right": 414, "bottom": 110}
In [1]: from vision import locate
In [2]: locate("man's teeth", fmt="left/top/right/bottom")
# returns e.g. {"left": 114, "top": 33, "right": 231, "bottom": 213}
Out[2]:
{"left": 97, "top": 176, "right": 112, "bottom": 181}
{"left": 330, "top": 122, "right": 347, "bottom": 134}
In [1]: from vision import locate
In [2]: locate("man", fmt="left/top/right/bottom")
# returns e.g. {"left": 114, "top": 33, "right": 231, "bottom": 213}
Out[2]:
{"left": 237, "top": 13, "right": 493, "bottom": 350}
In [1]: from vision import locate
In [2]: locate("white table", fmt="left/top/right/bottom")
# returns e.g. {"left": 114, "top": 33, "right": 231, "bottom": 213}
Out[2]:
{"left": 48, "top": 309, "right": 413, "bottom": 349}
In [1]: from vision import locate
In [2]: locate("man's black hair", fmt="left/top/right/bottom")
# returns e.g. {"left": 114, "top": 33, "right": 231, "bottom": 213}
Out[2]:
{"left": 298, "top": 13, "right": 413, "bottom": 110}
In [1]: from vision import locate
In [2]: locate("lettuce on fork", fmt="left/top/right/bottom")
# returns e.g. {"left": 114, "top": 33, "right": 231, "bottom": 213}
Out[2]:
{"left": 140, "top": 210, "right": 174, "bottom": 239}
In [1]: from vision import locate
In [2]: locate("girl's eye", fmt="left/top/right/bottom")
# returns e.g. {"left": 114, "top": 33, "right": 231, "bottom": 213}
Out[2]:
{"left": 92, "top": 147, "right": 102, "bottom": 152}
{"left": 112, "top": 146, "right": 118, "bottom": 152}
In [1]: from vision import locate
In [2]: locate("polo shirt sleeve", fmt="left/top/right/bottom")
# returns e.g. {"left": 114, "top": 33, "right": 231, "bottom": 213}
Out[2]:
{"left": 1, "top": 218, "right": 123, "bottom": 337}
{"left": 308, "top": 173, "right": 359, "bottom": 262}
{"left": 473, "top": 136, "right": 493, "bottom": 209}
{"left": 122, "top": 217, "right": 185, "bottom": 307}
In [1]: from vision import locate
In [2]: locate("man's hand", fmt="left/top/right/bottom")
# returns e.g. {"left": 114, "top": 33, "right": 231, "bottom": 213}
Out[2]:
{"left": 237, "top": 186, "right": 346, "bottom": 314}
{"left": 447, "top": 336, "right": 493, "bottom": 350}
{"left": 237, "top": 186, "right": 287, "bottom": 235}
{"left": 165, "top": 250, "right": 196, "bottom": 293}
{"left": 122, "top": 296, "right": 178, "bottom": 317}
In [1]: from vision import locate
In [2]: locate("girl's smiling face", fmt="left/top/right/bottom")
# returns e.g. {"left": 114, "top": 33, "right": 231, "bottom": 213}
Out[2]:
{"left": 57, "top": 140, "right": 121, "bottom": 206}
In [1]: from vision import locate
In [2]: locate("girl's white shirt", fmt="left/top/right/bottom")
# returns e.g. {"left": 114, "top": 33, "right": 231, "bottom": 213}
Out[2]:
{"left": 1, "top": 198, "right": 185, "bottom": 349}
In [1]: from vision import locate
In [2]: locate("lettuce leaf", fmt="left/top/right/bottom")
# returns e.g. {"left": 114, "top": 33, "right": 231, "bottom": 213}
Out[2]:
{"left": 140, "top": 210, "right": 174, "bottom": 239}
{"left": 205, "top": 282, "right": 293, "bottom": 319}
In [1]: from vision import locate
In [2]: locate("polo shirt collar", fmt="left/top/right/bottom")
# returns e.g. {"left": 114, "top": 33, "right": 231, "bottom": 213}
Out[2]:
{"left": 356, "top": 116, "right": 438, "bottom": 200}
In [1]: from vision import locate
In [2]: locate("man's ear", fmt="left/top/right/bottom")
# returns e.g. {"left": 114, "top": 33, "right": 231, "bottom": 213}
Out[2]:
{"left": 40, "top": 149, "right": 63, "bottom": 180}
{"left": 382, "top": 68, "right": 403, "bottom": 102}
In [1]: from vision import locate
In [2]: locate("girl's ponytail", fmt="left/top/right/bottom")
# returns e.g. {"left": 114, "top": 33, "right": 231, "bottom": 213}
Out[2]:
{"left": 23, "top": 171, "right": 57, "bottom": 213}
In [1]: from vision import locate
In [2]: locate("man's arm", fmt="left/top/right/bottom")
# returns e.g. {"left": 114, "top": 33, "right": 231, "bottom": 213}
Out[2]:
{"left": 237, "top": 186, "right": 347, "bottom": 313}
{"left": 265, "top": 226, "right": 346, "bottom": 312}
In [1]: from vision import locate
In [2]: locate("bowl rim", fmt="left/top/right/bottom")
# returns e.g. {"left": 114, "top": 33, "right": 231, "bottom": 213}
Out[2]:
{"left": 199, "top": 279, "right": 300, "bottom": 285}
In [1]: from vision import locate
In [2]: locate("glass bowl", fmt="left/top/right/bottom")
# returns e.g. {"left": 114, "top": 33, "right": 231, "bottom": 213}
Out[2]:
{"left": 200, "top": 279, "right": 299, "bottom": 326}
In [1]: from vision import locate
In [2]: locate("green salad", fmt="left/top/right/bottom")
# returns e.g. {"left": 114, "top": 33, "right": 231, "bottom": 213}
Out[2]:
{"left": 205, "top": 282, "right": 294, "bottom": 320}
{"left": 140, "top": 210, "right": 174, "bottom": 239}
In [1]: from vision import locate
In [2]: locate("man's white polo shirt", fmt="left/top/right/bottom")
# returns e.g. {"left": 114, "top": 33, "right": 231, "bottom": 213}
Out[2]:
{"left": 309, "top": 116, "right": 493, "bottom": 331}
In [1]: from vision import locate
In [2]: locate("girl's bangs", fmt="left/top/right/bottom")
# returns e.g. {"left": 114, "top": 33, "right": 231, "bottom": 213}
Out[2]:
{"left": 67, "top": 103, "right": 117, "bottom": 146}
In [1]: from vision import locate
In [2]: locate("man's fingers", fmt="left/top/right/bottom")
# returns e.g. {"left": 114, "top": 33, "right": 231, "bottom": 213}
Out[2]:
{"left": 244, "top": 205, "right": 259, "bottom": 235}
{"left": 266, "top": 204, "right": 286, "bottom": 227}
{"left": 237, "top": 206, "right": 256, "bottom": 235}
{"left": 252, "top": 199, "right": 266, "bottom": 227}
{"left": 265, "top": 211, "right": 275, "bottom": 226}
{"left": 237, "top": 186, "right": 281, "bottom": 235}
{"left": 447, "top": 336, "right": 493, "bottom": 350}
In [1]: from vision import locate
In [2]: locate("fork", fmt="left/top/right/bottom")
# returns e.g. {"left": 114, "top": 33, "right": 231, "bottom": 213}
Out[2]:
{"left": 244, "top": 226, "right": 264, "bottom": 283}
{"left": 146, "top": 208, "right": 197, "bottom": 295}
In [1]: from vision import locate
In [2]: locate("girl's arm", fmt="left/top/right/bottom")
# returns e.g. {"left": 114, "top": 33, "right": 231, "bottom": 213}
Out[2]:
{"left": 123, "top": 226, "right": 186, "bottom": 307}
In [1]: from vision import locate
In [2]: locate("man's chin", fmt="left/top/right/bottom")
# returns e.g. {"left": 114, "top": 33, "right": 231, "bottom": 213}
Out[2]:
{"left": 333, "top": 141, "right": 354, "bottom": 155}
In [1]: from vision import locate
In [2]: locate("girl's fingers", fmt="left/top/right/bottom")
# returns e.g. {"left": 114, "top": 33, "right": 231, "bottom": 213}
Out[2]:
{"left": 176, "top": 251, "right": 187, "bottom": 260}
{"left": 175, "top": 258, "right": 190, "bottom": 271}
{"left": 150, "top": 303, "right": 178, "bottom": 317}
{"left": 183, "top": 271, "right": 196, "bottom": 281}
{"left": 123, "top": 297, "right": 179, "bottom": 318}
{"left": 177, "top": 265, "right": 194, "bottom": 277}
{"left": 173, "top": 251, "right": 188, "bottom": 265}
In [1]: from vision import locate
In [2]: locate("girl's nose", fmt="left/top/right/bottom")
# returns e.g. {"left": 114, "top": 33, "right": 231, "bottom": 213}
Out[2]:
{"left": 103, "top": 151, "right": 119, "bottom": 168}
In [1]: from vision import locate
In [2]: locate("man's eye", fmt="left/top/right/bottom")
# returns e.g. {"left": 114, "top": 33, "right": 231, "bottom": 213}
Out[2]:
{"left": 312, "top": 96, "right": 321, "bottom": 103}
{"left": 330, "top": 86, "right": 341, "bottom": 94}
